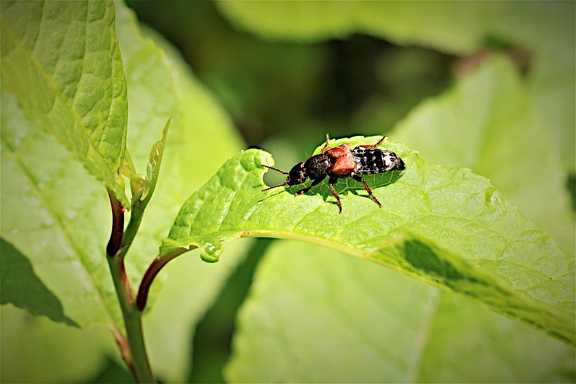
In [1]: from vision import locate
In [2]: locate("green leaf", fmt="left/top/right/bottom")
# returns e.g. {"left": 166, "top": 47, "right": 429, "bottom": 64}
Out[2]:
{"left": 489, "top": 3, "right": 575, "bottom": 171}
{"left": 216, "top": 1, "right": 491, "bottom": 52}
{"left": 417, "top": 292, "right": 575, "bottom": 382}
{"left": 141, "top": 117, "right": 170, "bottom": 203}
{"left": 216, "top": 2, "right": 572, "bottom": 60}
{"left": 164, "top": 138, "right": 574, "bottom": 344}
{"left": 1, "top": 0, "right": 129, "bottom": 207}
{"left": 0, "top": 238, "right": 77, "bottom": 327}
{"left": 226, "top": 241, "right": 575, "bottom": 382}
{"left": 394, "top": 55, "right": 574, "bottom": 253}
{"left": 1, "top": 88, "right": 122, "bottom": 328}
{"left": 0, "top": 305, "right": 117, "bottom": 383}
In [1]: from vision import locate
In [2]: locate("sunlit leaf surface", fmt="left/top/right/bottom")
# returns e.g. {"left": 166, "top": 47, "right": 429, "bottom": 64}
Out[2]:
{"left": 164, "top": 137, "right": 574, "bottom": 344}
{"left": 1, "top": 0, "right": 129, "bottom": 205}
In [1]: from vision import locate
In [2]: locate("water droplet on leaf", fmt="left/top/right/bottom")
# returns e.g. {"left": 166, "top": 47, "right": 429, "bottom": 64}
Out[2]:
{"left": 200, "top": 241, "right": 223, "bottom": 263}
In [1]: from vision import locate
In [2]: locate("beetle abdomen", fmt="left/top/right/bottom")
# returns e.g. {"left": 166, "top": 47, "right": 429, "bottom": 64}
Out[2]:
{"left": 352, "top": 148, "right": 404, "bottom": 174}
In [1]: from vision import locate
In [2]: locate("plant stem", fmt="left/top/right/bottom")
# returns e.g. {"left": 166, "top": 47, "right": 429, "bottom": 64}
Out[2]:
{"left": 107, "top": 190, "right": 155, "bottom": 383}
{"left": 108, "top": 255, "right": 154, "bottom": 383}
{"left": 104, "top": 123, "right": 171, "bottom": 382}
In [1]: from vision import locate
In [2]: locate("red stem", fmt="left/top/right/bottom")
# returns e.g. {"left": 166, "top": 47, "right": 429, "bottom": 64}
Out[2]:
{"left": 106, "top": 190, "right": 125, "bottom": 257}
{"left": 111, "top": 323, "right": 136, "bottom": 378}
{"left": 136, "top": 249, "right": 186, "bottom": 311}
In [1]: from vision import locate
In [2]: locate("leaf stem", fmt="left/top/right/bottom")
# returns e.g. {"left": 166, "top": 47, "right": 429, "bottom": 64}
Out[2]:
{"left": 136, "top": 247, "right": 189, "bottom": 311}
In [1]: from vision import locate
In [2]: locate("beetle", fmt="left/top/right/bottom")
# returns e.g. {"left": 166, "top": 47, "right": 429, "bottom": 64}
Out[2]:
{"left": 262, "top": 134, "right": 405, "bottom": 213}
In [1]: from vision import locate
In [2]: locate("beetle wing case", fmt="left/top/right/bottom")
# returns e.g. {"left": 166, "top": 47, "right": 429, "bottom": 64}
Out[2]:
{"left": 325, "top": 144, "right": 356, "bottom": 175}
{"left": 262, "top": 134, "right": 405, "bottom": 213}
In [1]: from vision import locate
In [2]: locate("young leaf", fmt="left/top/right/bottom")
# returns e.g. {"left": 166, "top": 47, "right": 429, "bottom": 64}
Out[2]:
{"left": 1, "top": 0, "right": 129, "bottom": 206}
{"left": 226, "top": 241, "right": 574, "bottom": 383}
{"left": 163, "top": 137, "right": 574, "bottom": 344}
{"left": 141, "top": 117, "right": 170, "bottom": 203}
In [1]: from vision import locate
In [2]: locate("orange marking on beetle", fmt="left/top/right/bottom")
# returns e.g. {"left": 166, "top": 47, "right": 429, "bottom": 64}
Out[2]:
{"left": 327, "top": 146, "right": 356, "bottom": 175}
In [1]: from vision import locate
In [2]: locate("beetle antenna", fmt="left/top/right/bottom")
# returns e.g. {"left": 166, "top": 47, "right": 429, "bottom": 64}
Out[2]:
{"left": 262, "top": 165, "right": 289, "bottom": 191}
{"left": 262, "top": 182, "right": 287, "bottom": 191}
{"left": 261, "top": 164, "right": 288, "bottom": 175}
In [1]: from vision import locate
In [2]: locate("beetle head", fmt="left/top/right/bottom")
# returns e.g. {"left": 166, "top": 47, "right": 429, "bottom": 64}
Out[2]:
{"left": 286, "top": 162, "right": 307, "bottom": 186}
{"left": 261, "top": 163, "right": 308, "bottom": 191}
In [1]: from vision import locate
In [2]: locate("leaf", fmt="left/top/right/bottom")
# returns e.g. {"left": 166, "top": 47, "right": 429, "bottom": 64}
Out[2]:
{"left": 141, "top": 117, "right": 170, "bottom": 203}
{"left": 1, "top": 88, "right": 122, "bottom": 328}
{"left": 226, "top": 240, "right": 575, "bottom": 383}
{"left": 164, "top": 138, "right": 574, "bottom": 344}
{"left": 417, "top": 292, "right": 575, "bottom": 382}
{"left": 0, "top": 90, "right": 123, "bottom": 380}
{"left": 394, "top": 55, "right": 574, "bottom": 253}
{"left": 0, "top": 238, "right": 77, "bottom": 327}
{"left": 216, "top": 1, "right": 491, "bottom": 52}
{"left": 0, "top": 305, "right": 117, "bottom": 383}
{"left": 489, "top": 2, "right": 575, "bottom": 172}
{"left": 1, "top": 0, "right": 129, "bottom": 206}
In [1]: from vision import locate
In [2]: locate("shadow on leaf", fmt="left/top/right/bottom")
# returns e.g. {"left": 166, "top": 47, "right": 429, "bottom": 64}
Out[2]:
{"left": 0, "top": 238, "right": 78, "bottom": 327}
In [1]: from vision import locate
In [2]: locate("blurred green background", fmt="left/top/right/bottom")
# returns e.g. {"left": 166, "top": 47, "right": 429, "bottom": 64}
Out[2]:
{"left": 126, "top": 1, "right": 451, "bottom": 151}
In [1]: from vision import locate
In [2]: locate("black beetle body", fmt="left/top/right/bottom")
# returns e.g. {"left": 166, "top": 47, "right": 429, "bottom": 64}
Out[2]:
{"left": 262, "top": 134, "right": 404, "bottom": 213}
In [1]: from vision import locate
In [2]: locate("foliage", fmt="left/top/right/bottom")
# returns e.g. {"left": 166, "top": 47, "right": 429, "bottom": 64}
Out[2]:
{"left": 164, "top": 137, "right": 573, "bottom": 344}
{"left": 1, "top": 0, "right": 574, "bottom": 383}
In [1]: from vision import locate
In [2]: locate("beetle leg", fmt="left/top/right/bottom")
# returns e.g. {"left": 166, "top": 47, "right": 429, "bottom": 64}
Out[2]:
{"left": 358, "top": 136, "right": 387, "bottom": 149}
{"left": 328, "top": 176, "right": 342, "bottom": 213}
{"left": 352, "top": 174, "right": 382, "bottom": 208}
{"left": 295, "top": 175, "right": 326, "bottom": 196}
{"left": 321, "top": 133, "right": 331, "bottom": 153}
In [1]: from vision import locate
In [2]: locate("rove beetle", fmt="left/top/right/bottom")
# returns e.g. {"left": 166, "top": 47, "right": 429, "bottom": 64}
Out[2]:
{"left": 262, "top": 134, "right": 405, "bottom": 213}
